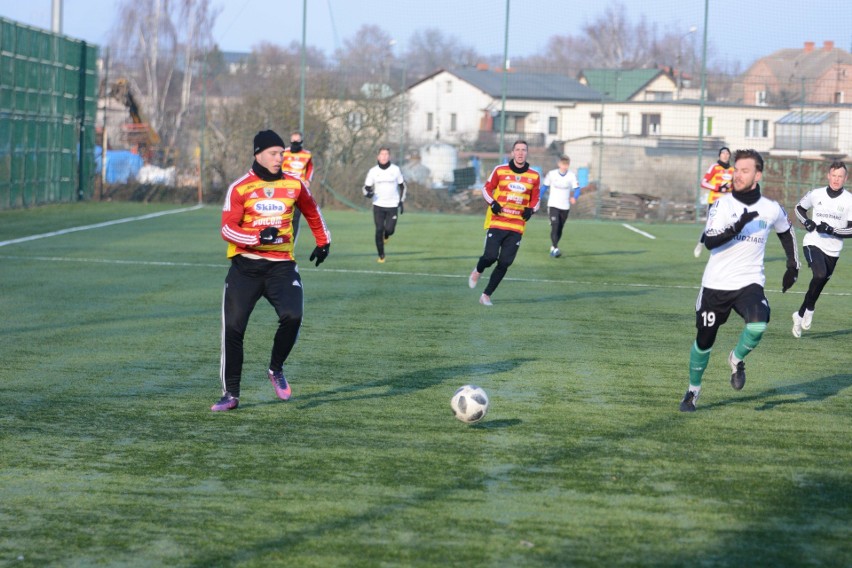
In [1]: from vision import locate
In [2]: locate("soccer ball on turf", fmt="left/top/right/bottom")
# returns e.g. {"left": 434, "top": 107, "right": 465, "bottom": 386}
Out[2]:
{"left": 450, "top": 385, "right": 489, "bottom": 423}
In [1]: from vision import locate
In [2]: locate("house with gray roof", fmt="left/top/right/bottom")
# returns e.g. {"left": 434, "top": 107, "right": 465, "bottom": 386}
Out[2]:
{"left": 403, "top": 66, "right": 603, "bottom": 152}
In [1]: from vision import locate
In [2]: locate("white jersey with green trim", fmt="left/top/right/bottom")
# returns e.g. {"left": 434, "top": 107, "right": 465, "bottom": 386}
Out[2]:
{"left": 797, "top": 186, "right": 852, "bottom": 257}
{"left": 702, "top": 193, "right": 792, "bottom": 290}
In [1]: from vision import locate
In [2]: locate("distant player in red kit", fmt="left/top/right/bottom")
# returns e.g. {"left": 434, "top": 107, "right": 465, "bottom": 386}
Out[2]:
{"left": 694, "top": 147, "right": 734, "bottom": 257}
{"left": 468, "top": 140, "right": 541, "bottom": 306}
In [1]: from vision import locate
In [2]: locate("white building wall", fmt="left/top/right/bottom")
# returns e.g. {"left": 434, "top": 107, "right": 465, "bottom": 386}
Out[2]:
{"left": 406, "top": 71, "right": 491, "bottom": 148}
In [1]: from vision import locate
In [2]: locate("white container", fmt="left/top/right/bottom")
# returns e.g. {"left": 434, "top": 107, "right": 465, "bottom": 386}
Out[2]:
{"left": 420, "top": 142, "right": 458, "bottom": 188}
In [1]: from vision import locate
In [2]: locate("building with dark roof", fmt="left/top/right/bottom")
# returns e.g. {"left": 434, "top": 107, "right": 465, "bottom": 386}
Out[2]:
{"left": 404, "top": 66, "right": 603, "bottom": 152}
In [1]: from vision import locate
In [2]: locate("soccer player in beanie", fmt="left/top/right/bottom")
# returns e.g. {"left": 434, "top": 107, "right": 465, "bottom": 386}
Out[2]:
{"left": 792, "top": 161, "right": 852, "bottom": 337}
{"left": 694, "top": 147, "right": 734, "bottom": 257}
{"left": 680, "top": 149, "right": 799, "bottom": 412}
{"left": 212, "top": 129, "right": 331, "bottom": 412}
{"left": 468, "top": 140, "right": 541, "bottom": 306}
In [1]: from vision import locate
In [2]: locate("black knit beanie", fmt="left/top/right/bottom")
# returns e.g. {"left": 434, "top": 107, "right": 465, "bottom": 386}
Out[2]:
{"left": 253, "top": 130, "right": 285, "bottom": 155}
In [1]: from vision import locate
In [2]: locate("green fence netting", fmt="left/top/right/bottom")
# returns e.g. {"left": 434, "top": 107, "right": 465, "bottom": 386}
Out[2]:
{"left": 0, "top": 17, "right": 98, "bottom": 209}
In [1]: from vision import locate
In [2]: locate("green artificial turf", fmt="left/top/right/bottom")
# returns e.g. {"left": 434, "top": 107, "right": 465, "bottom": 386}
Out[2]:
{"left": 1, "top": 203, "right": 850, "bottom": 567}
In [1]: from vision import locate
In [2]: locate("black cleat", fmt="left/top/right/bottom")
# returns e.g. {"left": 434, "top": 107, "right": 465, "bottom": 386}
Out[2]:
{"left": 679, "top": 389, "right": 698, "bottom": 412}
{"left": 728, "top": 351, "right": 746, "bottom": 390}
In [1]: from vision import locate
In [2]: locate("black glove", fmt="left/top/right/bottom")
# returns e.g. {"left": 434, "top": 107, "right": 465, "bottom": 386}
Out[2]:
{"left": 309, "top": 244, "right": 330, "bottom": 266}
{"left": 521, "top": 207, "right": 533, "bottom": 221}
{"left": 364, "top": 186, "right": 374, "bottom": 198}
{"left": 733, "top": 208, "right": 759, "bottom": 233}
{"left": 782, "top": 267, "right": 798, "bottom": 292}
{"left": 398, "top": 202, "right": 404, "bottom": 215}
{"left": 719, "top": 182, "right": 731, "bottom": 193}
{"left": 259, "top": 227, "right": 279, "bottom": 244}
{"left": 816, "top": 222, "right": 835, "bottom": 235}
{"left": 490, "top": 201, "right": 503, "bottom": 215}
{"left": 803, "top": 219, "right": 817, "bottom": 232}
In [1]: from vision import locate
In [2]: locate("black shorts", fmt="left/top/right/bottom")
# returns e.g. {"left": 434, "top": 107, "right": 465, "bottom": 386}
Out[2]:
{"left": 695, "top": 283, "right": 770, "bottom": 332}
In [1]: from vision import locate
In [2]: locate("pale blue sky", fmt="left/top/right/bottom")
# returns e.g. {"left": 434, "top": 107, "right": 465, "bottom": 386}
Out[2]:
{"left": 3, "top": 0, "right": 851, "bottom": 68}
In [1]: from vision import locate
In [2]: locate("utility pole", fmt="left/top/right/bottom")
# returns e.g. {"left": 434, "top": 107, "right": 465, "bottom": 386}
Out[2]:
{"left": 299, "top": 0, "right": 307, "bottom": 132}
{"left": 498, "top": 0, "right": 510, "bottom": 159}
{"left": 51, "top": 0, "right": 63, "bottom": 34}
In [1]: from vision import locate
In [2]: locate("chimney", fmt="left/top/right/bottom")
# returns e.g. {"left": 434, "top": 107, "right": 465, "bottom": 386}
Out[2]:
{"left": 823, "top": 40, "right": 834, "bottom": 52}
{"left": 804, "top": 41, "right": 815, "bottom": 53}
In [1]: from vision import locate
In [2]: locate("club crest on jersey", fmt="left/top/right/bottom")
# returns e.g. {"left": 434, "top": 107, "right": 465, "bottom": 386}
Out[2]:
{"left": 264, "top": 187, "right": 275, "bottom": 198}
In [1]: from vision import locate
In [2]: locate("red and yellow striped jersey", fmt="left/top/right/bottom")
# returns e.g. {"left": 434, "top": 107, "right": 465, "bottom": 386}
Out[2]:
{"left": 482, "top": 163, "right": 541, "bottom": 234}
{"left": 280, "top": 149, "right": 314, "bottom": 185}
{"left": 221, "top": 170, "right": 330, "bottom": 261}
{"left": 701, "top": 162, "right": 734, "bottom": 204}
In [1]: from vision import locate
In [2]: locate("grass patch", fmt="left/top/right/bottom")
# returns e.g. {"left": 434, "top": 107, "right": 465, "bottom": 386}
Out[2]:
{"left": 1, "top": 203, "right": 850, "bottom": 566}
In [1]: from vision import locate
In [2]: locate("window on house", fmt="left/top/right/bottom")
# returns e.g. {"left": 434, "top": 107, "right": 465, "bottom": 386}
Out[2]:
{"left": 835, "top": 92, "right": 844, "bottom": 104}
{"left": 446, "top": 81, "right": 453, "bottom": 93}
{"left": 618, "top": 113, "right": 629, "bottom": 134}
{"left": 641, "top": 113, "right": 661, "bottom": 136}
{"left": 755, "top": 91, "right": 767, "bottom": 106}
{"left": 450, "top": 113, "right": 457, "bottom": 132}
{"left": 704, "top": 116, "right": 713, "bottom": 136}
{"left": 644, "top": 91, "right": 673, "bottom": 101}
{"left": 548, "top": 116, "right": 558, "bottom": 135}
{"left": 591, "top": 112, "right": 603, "bottom": 134}
{"left": 745, "top": 119, "right": 769, "bottom": 138}
{"left": 491, "top": 113, "right": 526, "bottom": 133}
{"left": 427, "top": 112, "right": 434, "bottom": 131}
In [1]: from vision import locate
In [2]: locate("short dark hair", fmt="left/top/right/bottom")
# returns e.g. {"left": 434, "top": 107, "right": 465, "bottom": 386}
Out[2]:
{"left": 378, "top": 147, "right": 391, "bottom": 154}
{"left": 734, "top": 149, "right": 764, "bottom": 172}
{"left": 512, "top": 140, "right": 528, "bottom": 150}
{"left": 829, "top": 160, "right": 847, "bottom": 173}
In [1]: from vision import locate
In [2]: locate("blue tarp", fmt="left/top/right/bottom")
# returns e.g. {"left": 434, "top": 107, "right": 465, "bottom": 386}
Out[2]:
{"left": 94, "top": 147, "right": 144, "bottom": 184}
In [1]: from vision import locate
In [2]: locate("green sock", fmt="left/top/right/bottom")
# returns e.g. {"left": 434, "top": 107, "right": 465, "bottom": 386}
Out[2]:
{"left": 733, "top": 322, "right": 767, "bottom": 360}
{"left": 689, "top": 341, "right": 712, "bottom": 387}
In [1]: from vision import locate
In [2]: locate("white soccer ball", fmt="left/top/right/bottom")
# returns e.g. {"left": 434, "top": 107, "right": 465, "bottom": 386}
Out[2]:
{"left": 450, "top": 385, "right": 489, "bottom": 424}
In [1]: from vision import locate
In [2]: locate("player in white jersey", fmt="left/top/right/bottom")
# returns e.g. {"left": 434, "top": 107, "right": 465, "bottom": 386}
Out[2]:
{"left": 363, "top": 147, "right": 406, "bottom": 263}
{"left": 680, "top": 149, "right": 800, "bottom": 412}
{"left": 792, "top": 161, "right": 852, "bottom": 337}
{"left": 542, "top": 155, "right": 579, "bottom": 258}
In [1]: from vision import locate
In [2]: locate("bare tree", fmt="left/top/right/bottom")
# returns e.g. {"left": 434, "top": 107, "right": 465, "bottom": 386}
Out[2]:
{"left": 109, "top": 0, "right": 220, "bottom": 157}
{"left": 403, "top": 28, "right": 480, "bottom": 79}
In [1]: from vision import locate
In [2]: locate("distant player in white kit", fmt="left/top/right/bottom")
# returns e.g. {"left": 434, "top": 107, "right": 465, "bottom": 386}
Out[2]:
{"left": 792, "top": 161, "right": 852, "bottom": 337}
{"left": 541, "top": 155, "right": 579, "bottom": 258}
{"left": 680, "top": 149, "right": 799, "bottom": 412}
{"left": 363, "top": 147, "right": 406, "bottom": 263}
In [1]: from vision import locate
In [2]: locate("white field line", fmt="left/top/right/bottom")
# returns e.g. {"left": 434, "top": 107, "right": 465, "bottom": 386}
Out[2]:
{"left": 622, "top": 223, "right": 656, "bottom": 239}
{"left": 0, "top": 204, "right": 204, "bottom": 247}
{"left": 2, "top": 254, "right": 848, "bottom": 296}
